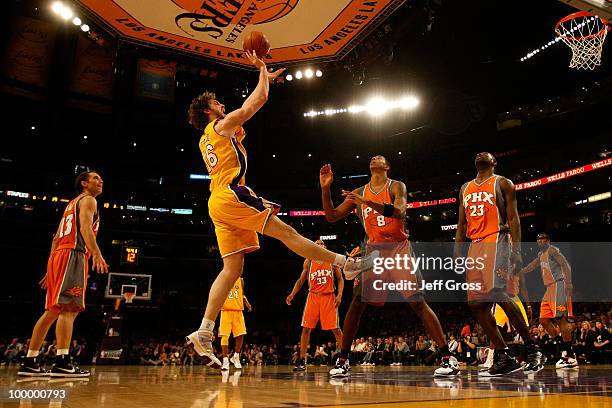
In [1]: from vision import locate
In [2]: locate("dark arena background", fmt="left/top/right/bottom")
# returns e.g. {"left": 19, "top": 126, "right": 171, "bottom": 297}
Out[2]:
{"left": 0, "top": 0, "right": 611, "bottom": 407}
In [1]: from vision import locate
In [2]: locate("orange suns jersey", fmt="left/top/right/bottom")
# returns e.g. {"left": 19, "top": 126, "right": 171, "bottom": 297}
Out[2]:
{"left": 55, "top": 195, "right": 100, "bottom": 253}
{"left": 461, "top": 175, "right": 507, "bottom": 241}
{"left": 199, "top": 120, "right": 247, "bottom": 192}
{"left": 308, "top": 261, "right": 335, "bottom": 295}
{"left": 222, "top": 278, "right": 244, "bottom": 311}
{"left": 358, "top": 179, "right": 408, "bottom": 243}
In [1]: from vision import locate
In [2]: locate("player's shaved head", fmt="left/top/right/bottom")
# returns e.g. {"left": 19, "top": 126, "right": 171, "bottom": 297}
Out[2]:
{"left": 474, "top": 152, "right": 496, "bottom": 170}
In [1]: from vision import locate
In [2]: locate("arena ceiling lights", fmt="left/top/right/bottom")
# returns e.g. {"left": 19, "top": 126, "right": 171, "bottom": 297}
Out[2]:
{"left": 51, "top": 1, "right": 90, "bottom": 32}
{"left": 74, "top": 0, "right": 407, "bottom": 68}
{"left": 304, "top": 95, "right": 419, "bottom": 118}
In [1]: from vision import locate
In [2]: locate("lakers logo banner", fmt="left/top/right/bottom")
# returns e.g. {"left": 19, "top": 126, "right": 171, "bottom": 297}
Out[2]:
{"left": 76, "top": 0, "right": 405, "bottom": 67}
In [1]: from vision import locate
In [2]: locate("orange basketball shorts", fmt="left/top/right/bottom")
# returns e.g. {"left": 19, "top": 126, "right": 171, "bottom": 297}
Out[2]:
{"left": 301, "top": 292, "right": 339, "bottom": 330}
{"left": 45, "top": 248, "right": 88, "bottom": 312}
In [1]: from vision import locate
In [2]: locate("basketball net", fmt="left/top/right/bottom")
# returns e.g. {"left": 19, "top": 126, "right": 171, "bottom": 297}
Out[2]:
{"left": 123, "top": 292, "right": 136, "bottom": 304}
{"left": 555, "top": 11, "right": 610, "bottom": 70}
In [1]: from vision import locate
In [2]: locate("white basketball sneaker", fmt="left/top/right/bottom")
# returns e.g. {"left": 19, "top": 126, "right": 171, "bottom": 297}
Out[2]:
{"left": 342, "top": 250, "right": 379, "bottom": 280}
{"left": 434, "top": 355, "right": 460, "bottom": 377}
{"left": 186, "top": 330, "right": 222, "bottom": 369}
{"left": 230, "top": 353, "right": 242, "bottom": 369}
{"left": 222, "top": 357, "right": 230, "bottom": 371}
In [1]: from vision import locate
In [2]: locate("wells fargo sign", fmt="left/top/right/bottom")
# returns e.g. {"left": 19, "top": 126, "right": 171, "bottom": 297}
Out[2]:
{"left": 77, "top": 0, "right": 405, "bottom": 67}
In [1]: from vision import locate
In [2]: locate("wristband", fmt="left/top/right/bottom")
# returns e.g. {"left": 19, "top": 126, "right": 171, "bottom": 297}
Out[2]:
{"left": 383, "top": 203, "right": 394, "bottom": 217}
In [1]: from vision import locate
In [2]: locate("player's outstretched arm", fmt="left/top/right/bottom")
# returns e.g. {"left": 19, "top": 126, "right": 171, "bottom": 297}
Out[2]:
{"left": 217, "top": 51, "right": 284, "bottom": 135}
{"left": 286, "top": 260, "right": 309, "bottom": 305}
{"left": 79, "top": 196, "right": 109, "bottom": 274}
{"left": 343, "top": 181, "right": 407, "bottom": 219}
{"left": 320, "top": 164, "right": 356, "bottom": 223}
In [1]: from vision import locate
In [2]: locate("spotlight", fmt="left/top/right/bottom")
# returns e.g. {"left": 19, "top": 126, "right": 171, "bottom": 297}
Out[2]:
{"left": 366, "top": 98, "right": 389, "bottom": 116}
{"left": 72, "top": 17, "right": 81, "bottom": 26}
{"left": 295, "top": 71, "right": 303, "bottom": 79}
{"left": 305, "top": 69, "right": 314, "bottom": 78}
{"left": 315, "top": 69, "right": 323, "bottom": 77}
{"left": 286, "top": 74, "right": 293, "bottom": 81}
{"left": 52, "top": 1, "right": 63, "bottom": 14}
{"left": 60, "top": 7, "right": 73, "bottom": 20}
{"left": 398, "top": 96, "right": 419, "bottom": 110}
{"left": 348, "top": 105, "right": 365, "bottom": 114}
{"left": 81, "top": 24, "right": 90, "bottom": 32}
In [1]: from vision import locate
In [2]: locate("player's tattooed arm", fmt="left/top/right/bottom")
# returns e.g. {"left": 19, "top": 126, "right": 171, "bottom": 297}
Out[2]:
{"left": 319, "top": 164, "right": 356, "bottom": 222}
{"left": 286, "top": 260, "right": 309, "bottom": 305}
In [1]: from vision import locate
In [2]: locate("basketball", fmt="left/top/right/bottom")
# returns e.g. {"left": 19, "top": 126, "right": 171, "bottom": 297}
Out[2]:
{"left": 243, "top": 31, "right": 271, "bottom": 59}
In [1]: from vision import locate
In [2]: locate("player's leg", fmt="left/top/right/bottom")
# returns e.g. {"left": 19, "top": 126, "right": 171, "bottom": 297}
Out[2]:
{"left": 557, "top": 317, "right": 577, "bottom": 365}
{"left": 187, "top": 252, "right": 244, "bottom": 368}
{"left": 230, "top": 313, "right": 245, "bottom": 369}
{"left": 408, "top": 295, "right": 457, "bottom": 377}
{"left": 293, "top": 327, "right": 311, "bottom": 371}
{"left": 51, "top": 311, "right": 87, "bottom": 377}
{"left": 220, "top": 335, "right": 230, "bottom": 371}
{"left": 19, "top": 309, "right": 60, "bottom": 376}
{"left": 330, "top": 289, "right": 367, "bottom": 377}
{"left": 263, "top": 216, "right": 373, "bottom": 278}
{"left": 29, "top": 311, "right": 60, "bottom": 357}
{"left": 331, "top": 329, "right": 342, "bottom": 353}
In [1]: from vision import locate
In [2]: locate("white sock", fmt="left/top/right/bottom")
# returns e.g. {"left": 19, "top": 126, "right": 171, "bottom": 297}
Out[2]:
{"left": 199, "top": 317, "right": 215, "bottom": 333}
{"left": 57, "top": 348, "right": 69, "bottom": 356}
{"left": 233, "top": 352, "right": 239, "bottom": 358}
{"left": 27, "top": 350, "right": 39, "bottom": 358}
{"left": 333, "top": 254, "right": 347, "bottom": 267}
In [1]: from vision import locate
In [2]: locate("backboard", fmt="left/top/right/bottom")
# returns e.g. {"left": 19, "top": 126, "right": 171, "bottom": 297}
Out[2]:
{"left": 559, "top": 0, "right": 612, "bottom": 20}
{"left": 105, "top": 272, "right": 152, "bottom": 301}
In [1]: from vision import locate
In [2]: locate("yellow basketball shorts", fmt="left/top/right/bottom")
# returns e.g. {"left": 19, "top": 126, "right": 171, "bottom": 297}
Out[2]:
{"left": 208, "top": 184, "right": 280, "bottom": 258}
{"left": 219, "top": 310, "right": 247, "bottom": 338}
{"left": 492, "top": 296, "right": 528, "bottom": 328}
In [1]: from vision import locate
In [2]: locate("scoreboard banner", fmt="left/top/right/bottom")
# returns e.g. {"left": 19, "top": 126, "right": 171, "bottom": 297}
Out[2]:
{"left": 76, "top": 0, "right": 406, "bottom": 67}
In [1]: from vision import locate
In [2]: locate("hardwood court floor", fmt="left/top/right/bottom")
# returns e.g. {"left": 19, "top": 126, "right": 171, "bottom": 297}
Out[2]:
{"left": 1, "top": 365, "right": 610, "bottom": 407}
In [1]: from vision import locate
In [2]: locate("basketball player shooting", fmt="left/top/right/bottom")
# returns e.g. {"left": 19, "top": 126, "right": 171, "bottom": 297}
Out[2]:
{"left": 185, "top": 50, "right": 376, "bottom": 368}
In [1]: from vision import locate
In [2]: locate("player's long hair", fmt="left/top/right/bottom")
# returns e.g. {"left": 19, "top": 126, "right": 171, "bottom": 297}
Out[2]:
{"left": 188, "top": 91, "right": 216, "bottom": 130}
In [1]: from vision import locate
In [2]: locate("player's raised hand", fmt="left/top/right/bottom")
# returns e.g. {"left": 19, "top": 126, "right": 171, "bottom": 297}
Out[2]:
{"left": 286, "top": 293, "right": 294, "bottom": 305}
{"left": 266, "top": 67, "right": 285, "bottom": 83}
{"left": 245, "top": 50, "right": 266, "bottom": 70}
{"left": 319, "top": 164, "right": 334, "bottom": 189}
{"left": 92, "top": 253, "right": 109, "bottom": 274}
{"left": 342, "top": 190, "right": 366, "bottom": 205}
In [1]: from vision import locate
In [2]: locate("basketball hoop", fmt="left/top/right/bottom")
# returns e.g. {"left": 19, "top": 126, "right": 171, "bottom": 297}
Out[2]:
{"left": 555, "top": 11, "right": 610, "bottom": 70}
{"left": 123, "top": 292, "right": 136, "bottom": 304}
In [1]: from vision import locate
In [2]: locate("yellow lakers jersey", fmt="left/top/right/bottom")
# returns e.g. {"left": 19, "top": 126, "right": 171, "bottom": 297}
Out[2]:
{"left": 199, "top": 120, "right": 247, "bottom": 192}
{"left": 222, "top": 278, "right": 244, "bottom": 311}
